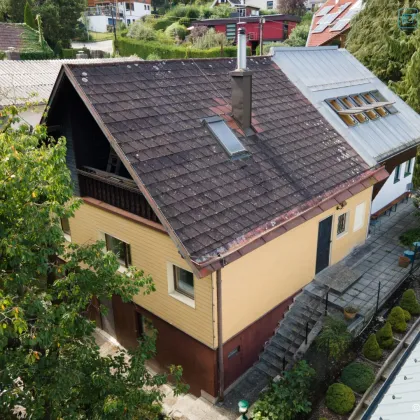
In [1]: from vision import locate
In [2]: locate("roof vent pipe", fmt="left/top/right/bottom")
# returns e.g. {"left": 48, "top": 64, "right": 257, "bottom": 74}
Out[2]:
{"left": 231, "top": 27, "right": 252, "bottom": 132}
{"left": 237, "top": 27, "right": 247, "bottom": 70}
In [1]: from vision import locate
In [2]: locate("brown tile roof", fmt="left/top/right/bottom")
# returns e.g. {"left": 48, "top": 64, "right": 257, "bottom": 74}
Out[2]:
{"left": 0, "top": 23, "right": 27, "bottom": 51}
{"left": 59, "top": 57, "right": 374, "bottom": 270}
{"left": 307, "top": 0, "right": 360, "bottom": 47}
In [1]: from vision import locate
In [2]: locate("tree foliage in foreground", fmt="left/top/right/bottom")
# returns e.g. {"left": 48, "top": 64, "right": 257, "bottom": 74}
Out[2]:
{"left": 277, "top": 0, "right": 306, "bottom": 16}
{"left": 0, "top": 106, "right": 187, "bottom": 419}
{"left": 346, "top": 0, "right": 420, "bottom": 112}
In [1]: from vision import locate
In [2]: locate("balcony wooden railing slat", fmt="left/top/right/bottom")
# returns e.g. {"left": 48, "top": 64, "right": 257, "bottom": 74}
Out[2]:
{"left": 77, "top": 168, "right": 161, "bottom": 224}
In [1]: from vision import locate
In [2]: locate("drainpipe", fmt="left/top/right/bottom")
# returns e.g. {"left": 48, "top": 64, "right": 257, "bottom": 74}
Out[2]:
{"left": 217, "top": 269, "right": 224, "bottom": 400}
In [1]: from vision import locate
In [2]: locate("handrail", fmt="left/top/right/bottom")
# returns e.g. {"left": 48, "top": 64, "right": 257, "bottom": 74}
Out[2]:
{"left": 282, "top": 285, "right": 330, "bottom": 372}
{"left": 77, "top": 166, "right": 140, "bottom": 194}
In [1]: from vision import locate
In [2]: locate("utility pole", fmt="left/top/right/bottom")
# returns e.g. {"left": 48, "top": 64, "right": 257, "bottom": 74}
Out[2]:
{"left": 259, "top": 16, "right": 265, "bottom": 56}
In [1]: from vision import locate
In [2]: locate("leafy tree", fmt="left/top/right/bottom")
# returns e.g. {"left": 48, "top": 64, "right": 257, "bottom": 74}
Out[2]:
{"left": 24, "top": 1, "right": 36, "bottom": 29}
{"left": 30, "top": 0, "right": 86, "bottom": 49}
{"left": 0, "top": 106, "right": 187, "bottom": 419}
{"left": 0, "top": 0, "right": 26, "bottom": 22}
{"left": 277, "top": 0, "right": 306, "bottom": 16}
{"left": 315, "top": 316, "right": 352, "bottom": 361}
{"left": 209, "top": 4, "right": 232, "bottom": 19}
{"left": 252, "top": 361, "right": 315, "bottom": 420}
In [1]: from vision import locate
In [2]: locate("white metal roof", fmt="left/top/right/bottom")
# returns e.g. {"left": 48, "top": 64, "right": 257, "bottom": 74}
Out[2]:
{"left": 0, "top": 57, "right": 137, "bottom": 107}
{"left": 271, "top": 47, "right": 420, "bottom": 166}
{"left": 363, "top": 333, "right": 420, "bottom": 419}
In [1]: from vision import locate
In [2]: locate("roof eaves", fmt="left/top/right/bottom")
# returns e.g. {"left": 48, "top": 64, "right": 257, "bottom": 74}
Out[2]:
{"left": 194, "top": 166, "right": 388, "bottom": 277}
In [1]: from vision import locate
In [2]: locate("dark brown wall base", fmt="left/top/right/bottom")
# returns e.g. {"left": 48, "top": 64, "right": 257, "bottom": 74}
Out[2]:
{"left": 109, "top": 296, "right": 218, "bottom": 397}
{"left": 222, "top": 291, "right": 299, "bottom": 389}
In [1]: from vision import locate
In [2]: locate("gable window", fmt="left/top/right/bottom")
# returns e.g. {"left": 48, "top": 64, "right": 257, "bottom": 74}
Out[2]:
{"left": 105, "top": 234, "right": 131, "bottom": 268}
{"left": 267, "top": 0, "right": 273, "bottom": 9}
{"left": 204, "top": 116, "right": 249, "bottom": 159}
{"left": 405, "top": 159, "right": 413, "bottom": 177}
{"left": 394, "top": 164, "right": 401, "bottom": 183}
{"left": 60, "top": 218, "right": 71, "bottom": 241}
{"left": 327, "top": 99, "right": 357, "bottom": 126}
{"left": 226, "top": 23, "right": 236, "bottom": 41}
{"left": 337, "top": 212, "right": 348, "bottom": 237}
{"left": 167, "top": 262, "right": 195, "bottom": 307}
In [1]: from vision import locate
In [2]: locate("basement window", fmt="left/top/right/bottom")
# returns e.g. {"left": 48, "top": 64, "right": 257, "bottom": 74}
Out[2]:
{"left": 204, "top": 116, "right": 249, "bottom": 159}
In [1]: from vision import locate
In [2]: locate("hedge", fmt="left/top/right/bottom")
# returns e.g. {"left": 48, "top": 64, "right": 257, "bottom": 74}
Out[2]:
{"left": 62, "top": 48, "right": 91, "bottom": 59}
{"left": 115, "top": 37, "right": 251, "bottom": 59}
{"left": 20, "top": 50, "right": 54, "bottom": 60}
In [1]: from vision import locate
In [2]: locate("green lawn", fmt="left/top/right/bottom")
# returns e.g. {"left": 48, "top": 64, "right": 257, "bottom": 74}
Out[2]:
{"left": 88, "top": 31, "right": 115, "bottom": 41}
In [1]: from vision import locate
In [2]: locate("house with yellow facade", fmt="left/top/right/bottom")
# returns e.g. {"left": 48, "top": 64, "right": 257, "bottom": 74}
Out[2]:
{"left": 45, "top": 34, "right": 388, "bottom": 401}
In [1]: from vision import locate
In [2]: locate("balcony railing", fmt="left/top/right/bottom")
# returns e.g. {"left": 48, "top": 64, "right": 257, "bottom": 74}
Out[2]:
{"left": 77, "top": 166, "right": 161, "bottom": 224}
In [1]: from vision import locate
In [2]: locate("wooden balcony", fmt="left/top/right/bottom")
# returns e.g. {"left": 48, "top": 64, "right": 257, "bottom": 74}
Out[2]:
{"left": 77, "top": 167, "right": 161, "bottom": 224}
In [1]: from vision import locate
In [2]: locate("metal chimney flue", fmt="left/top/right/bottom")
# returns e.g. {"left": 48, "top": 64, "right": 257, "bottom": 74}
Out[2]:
{"left": 231, "top": 27, "right": 252, "bottom": 132}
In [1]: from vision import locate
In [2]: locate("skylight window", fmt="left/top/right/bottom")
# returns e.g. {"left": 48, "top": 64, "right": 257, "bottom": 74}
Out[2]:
{"left": 204, "top": 116, "right": 249, "bottom": 159}
{"left": 326, "top": 91, "right": 397, "bottom": 127}
{"left": 318, "top": 12, "right": 340, "bottom": 25}
{"left": 316, "top": 5, "right": 333, "bottom": 16}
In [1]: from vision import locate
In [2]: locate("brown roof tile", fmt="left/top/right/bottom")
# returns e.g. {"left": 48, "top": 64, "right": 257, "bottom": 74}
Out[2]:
{"left": 62, "top": 57, "right": 370, "bottom": 263}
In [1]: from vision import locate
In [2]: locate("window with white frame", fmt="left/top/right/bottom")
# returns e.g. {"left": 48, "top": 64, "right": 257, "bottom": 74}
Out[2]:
{"left": 167, "top": 262, "right": 195, "bottom": 306}
{"left": 353, "top": 202, "right": 366, "bottom": 232}
{"left": 405, "top": 159, "right": 413, "bottom": 177}
{"left": 105, "top": 234, "right": 131, "bottom": 268}
{"left": 267, "top": 0, "right": 274, "bottom": 9}
{"left": 60, "top": 218, "right": 71, "bottom": 241}
{"left": 337, "top": 212, "right": 348, "bottom": 236}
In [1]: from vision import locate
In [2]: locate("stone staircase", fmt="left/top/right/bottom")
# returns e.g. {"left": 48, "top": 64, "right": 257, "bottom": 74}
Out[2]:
{"left": 255, "top": 283, "right": 330, "bottom": 378}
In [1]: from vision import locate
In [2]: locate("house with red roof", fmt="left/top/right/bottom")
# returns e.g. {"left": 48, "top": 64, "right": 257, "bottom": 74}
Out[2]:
{"left": 306, "top": 0, "right": 363, "bottom": 47}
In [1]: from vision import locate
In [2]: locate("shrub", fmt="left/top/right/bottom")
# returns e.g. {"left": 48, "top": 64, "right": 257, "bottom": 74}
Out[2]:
{"left": 153, "top": 17, "right": 173, "bottom": 31}
{"left": 209, "top": 4, "right": 232, "bottom": 18}
{"left": 190, "top": 28, "right": 229, "bottom": 49}
{"left": 165, "top": 23, "right": 187, "bottom": 40}
{"left": 387, "top": 306, "right": 407, "bottom": 333}
{"left": 146, "top": 53, "right": 161, "bottom": 60}
{"left": 326, "top": 383, "right": 355, "bottom": 415}
{"left": 363, "top": 334, "right": 382, "bottom": 361}
{"left": 252, "top": 361, "right": 315, "bottom": 420}
{"left": 399, "top": 228, "right": 420, "bottom": 248}
{"left": 400, "top": 289, "right": 420, "bottom": 315}
{"left": 116, "top": 37, "right": 250, "bottom": 59}
{"left": 376, "top": 322, "right": 394, "bottom": 349}
{"left": 127, "top": 22, "right": 157, "bottom": 41}
{"left": 316, "top": 316, "right": 352, "bottom": 361}
{"left": 178, "top": 17, "right": 191, "bottom": 27}
{"left": 404, "top": 309, "right": 412, "bottom": 321}
{"left": 340, "top": 362, "right": 375, "bottom": 393}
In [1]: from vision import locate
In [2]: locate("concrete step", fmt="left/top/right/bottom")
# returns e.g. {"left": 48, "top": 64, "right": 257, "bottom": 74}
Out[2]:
{"left": 265, "top": 343, "right": 287, "bottom": 360}
{"left": 260, "top": 351, "right": 285, "bottom": 371}
{"left": 276, "top": 323, "right": 306, "bottom": 344}
{"left": 283, "top": 311, "right": 317, "bottom": 329}
{"left": 303, "top": 282, "right": 328, "bottom": 299}
{"left": 255, "top": 360, "right": 280, "bottom": 378}
{"left": 270, "top": 334, "right": 300, "bottom": 356}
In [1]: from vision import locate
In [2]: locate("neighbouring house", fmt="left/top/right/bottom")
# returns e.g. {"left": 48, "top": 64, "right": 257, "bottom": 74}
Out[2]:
{"left": 272, "top": 46, "right": 420, "bottom": 218}
{"left": 193, "top": 14, "right": 300, "bottom": 53}
{"left": 0, "top": 22, "right": 53, "bottom": 60}
{"left": 44, "top": 32, "right": 387, "bottom": 400}
{"left": 211, "top": 0, "right": 261, "bottom": 17}
{"left": 0, "top": 57, "right": 137, "bottom": 128}
{"left": 306, "top": 0, "right": 363, "bottom": 47}
{"left": 86, "top": 0, "right": 151, "bottom": 33}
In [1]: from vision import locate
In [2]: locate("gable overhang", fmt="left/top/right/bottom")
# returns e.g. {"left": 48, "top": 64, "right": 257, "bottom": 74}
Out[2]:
{"left": 44, "top": 65, "right": 205, "bottom": 279}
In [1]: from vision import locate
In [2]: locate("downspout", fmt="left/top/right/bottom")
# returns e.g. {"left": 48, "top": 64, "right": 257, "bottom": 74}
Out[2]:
{"left": 217, "top": 268, "right": 224, "bottom": 400}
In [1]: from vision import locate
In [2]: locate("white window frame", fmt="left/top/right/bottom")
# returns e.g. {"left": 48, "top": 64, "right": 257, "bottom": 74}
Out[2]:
{"left": 99, "top": 232, "right": 131, "bottom": 273}
{"left": 267, "top": 0, "right": 274, "bottom": 9}
{"left": 61, "top": 218, "right": 72, "bottom": 242}
{"left": 336, "top": 211, "right": 349, "bottom": 238}
{"left": 353, "top": 202, "right": 366, "bottom": 232}
{"left": 167, "top": 262, "right": 195, "bottom": 308}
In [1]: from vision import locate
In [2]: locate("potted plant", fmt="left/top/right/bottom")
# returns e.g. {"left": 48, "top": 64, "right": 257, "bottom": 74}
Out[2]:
{"left": 399, "top": 255, "right": 411, "bottom": 268}
{"left": 344, "top": 306, "right": 358, "bottom": 320}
